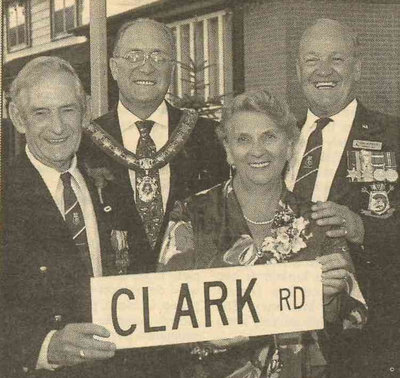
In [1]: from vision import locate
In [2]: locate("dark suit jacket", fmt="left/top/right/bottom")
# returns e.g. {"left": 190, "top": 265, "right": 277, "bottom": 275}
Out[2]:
{"left": 2, "top": 152, "right": 136, "bottom": 378}
{"left": 299, "top": 102, "right": 400, "bottom": 376}
{"left": 80, "top": 102, "right": 229, "bottom": 274}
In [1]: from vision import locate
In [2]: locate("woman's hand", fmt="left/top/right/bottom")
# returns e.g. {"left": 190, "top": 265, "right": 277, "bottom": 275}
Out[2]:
{"left": 311, "top": 201, "right": 365, "bottom": 244}
{"left": 317, "top": 253, "right": 352, "bottom": 304}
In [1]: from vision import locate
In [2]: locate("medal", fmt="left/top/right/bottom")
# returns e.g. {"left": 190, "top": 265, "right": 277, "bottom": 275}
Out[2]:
{"left": 373, "top": 169, "right": 385, "bottom": 182}
{"left": 386, "top": 169, "right": 399, "bottom": 182}
{"left": 137, "top": 176, "right": 158, "bottom": 203}
{"left": 347, "top": 150, "right": 398, "bottom": 183}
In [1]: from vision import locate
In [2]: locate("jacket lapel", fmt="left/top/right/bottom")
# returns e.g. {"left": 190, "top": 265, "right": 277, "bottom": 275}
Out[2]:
{"left": 79, "top": 162, "right": 115, "bottom": 276}
{"left": 17, "top": 154, "right": 85, "bottom": 271}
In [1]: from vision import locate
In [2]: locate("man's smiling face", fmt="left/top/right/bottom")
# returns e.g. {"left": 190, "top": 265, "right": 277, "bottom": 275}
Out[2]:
{"left": 296, "top": 20, "right": 361, "bottom": 117}
{"left": 110, "top": 21, "right": 174, "bottom": 112}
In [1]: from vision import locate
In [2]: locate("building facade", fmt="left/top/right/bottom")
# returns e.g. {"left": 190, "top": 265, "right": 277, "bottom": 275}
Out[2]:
{"left": 2, "top": 0, "right": 400, "bottom": 161}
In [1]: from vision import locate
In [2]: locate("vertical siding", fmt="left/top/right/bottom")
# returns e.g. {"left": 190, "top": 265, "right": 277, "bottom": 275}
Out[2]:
{"left": 30, "top": 0, "right": 51, "bottom": 46}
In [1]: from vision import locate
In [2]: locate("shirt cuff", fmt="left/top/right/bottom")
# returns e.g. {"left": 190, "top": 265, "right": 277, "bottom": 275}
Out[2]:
{"left": 36, "top": 330, "right": 60, "bottom": 370}
{"left": 348, "top": 272, "right": 367, "bottom": 307}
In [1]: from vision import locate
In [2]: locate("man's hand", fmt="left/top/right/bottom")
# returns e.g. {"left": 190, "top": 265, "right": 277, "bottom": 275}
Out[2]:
{"left": 311, "top": 201, "right": 365, "bottom": 244}
{"left": 47, "top": 323, "right": 116, "bottom": 367}
{"left": 317, "top": 253, "right": 352, "bottom": 304}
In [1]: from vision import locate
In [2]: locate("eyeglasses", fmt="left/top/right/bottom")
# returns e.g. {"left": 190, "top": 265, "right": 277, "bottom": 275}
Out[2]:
{"left": 114, "top": 50, "right": 173, "bottom": 67}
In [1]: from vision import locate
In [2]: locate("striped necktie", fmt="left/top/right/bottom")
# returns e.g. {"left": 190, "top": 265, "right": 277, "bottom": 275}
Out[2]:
{"left": 135, "top": 120, "right": 164, "bottom": 249}
{"left": 60, "top": 172, "right": 92, "bottom": 275}
{"left": 293, "top": 118, "right": 332, "bottom": 201}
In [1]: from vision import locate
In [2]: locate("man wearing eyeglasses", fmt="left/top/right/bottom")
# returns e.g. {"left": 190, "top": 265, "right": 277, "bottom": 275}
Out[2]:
{"left": 81, "top": 18, "right": 228, "bottom": 376}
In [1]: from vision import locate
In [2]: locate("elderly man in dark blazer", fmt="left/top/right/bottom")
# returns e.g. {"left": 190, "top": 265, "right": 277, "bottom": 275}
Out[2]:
{"left": 81, "top": 18, "right": 228, "bottom": 274}
{"left": 285, "top": 19, "right": 400, "bottom": 377}
{"left": 2, "top": 57, "right": 136, "bottom": 377}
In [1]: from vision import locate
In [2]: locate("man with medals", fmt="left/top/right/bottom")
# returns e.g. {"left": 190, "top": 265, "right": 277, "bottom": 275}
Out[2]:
{"left": 81, "top": 18, "right": 228, "bottom": 376}
{"left": 285, "top": 18, "right": 400, "bottom": 377}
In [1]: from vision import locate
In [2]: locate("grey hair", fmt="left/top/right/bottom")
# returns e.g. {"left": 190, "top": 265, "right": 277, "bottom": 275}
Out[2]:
{"left": 113, "top": 18, "right": 176, "bottom": 57}
{"left": 9, "top": 56, "right": 86, "bottom": 111}
{"left": 300, "top": 18, "right": 361, "bottom": 59}
{"left": 217, "top": 89, "right": 299, "bottom": 144}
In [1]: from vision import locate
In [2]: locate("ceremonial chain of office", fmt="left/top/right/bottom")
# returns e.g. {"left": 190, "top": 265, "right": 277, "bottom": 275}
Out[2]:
{"left": 83, "top": 108, "right": 199, "bottom": 172}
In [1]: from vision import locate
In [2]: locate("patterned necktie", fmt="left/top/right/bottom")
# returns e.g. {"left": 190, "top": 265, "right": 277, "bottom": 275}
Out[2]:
{"left": 60, "top": 172, "right": 93, "bottom": 275}
{"left": 293, "top": 118, "right": 332, "bottom": 200}
{"left": 135, "top": 120, "right": 164, "bottom": 249}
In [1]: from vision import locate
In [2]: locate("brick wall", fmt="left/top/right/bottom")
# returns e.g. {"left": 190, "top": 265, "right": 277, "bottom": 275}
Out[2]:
{"left": 243, "top": 1, "right": 288, "bottom": 100}
{"left": 243, "top": 0, "right": 400, "bottom": 119}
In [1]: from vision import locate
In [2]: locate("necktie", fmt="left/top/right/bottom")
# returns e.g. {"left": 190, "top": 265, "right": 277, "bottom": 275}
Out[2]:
{"left": 60, "top": 172, "right": 93, "bottom": 275}
{"left": 293, "top": 118, "right": 332, "bottom": 200}
{"left": 135, "top": 120, "right": 164, "bottom": 249}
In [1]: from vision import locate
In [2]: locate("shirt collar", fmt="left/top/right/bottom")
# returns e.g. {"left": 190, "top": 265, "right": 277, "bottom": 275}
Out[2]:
{"left": 26, "top": 145, "right": 79, "bottom": 191}
{"left": 118, "top": 100, "right": 168, "bottom": 132}
{"left": 306, "top": 98, "right": 358, "bottom": 127}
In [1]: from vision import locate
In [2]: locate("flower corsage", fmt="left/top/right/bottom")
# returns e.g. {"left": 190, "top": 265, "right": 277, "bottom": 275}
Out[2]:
{"left": 223, "top": 204, "right": 313, "bottom": 266}
{"left": 260, "top": 204, "right": 312, "bottom": 264}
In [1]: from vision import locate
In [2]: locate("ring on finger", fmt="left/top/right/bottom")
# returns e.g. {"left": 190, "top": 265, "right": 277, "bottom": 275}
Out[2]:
{"left": 79, "top": 349, "right": 86, "bottom": 359}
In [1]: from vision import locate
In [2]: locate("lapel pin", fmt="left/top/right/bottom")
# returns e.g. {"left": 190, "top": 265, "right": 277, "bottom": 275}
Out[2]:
{"left": 362, "top": 124, "right": 369, "bottom": 129}
{"left": 104, "top": 205, "right": 112, "bottom": 213}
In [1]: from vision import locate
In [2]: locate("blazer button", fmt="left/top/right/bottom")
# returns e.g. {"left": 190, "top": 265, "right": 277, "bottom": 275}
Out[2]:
{"left": 54, "top": 314, "right": 62, "bottom": 322}
{"left": 389, "top": 367, "right": 395, "bottom": 373}
{"left": 39, "top": 266, "right": 48, "bottom": 273}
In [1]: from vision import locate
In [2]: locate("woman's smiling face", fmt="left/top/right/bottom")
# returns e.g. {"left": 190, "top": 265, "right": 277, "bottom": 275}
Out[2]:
{"left": 225, "top": 111, "right": 292, "bottom": 186}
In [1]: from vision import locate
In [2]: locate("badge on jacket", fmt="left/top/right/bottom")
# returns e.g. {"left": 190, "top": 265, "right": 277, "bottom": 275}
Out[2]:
{"left": 361, "top": 183, "right": 395, "bottom": 218}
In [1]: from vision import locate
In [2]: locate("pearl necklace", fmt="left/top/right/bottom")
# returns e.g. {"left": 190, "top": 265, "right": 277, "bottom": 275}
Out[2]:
{"left": 244, "top": 214, "right": 274, "bottom": 226}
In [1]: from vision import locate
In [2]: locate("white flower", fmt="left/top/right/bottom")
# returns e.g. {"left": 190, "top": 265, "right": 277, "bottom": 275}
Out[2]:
{"left": 276, "top": 242, "right": 292, "bottom": 255}
{"left": 292, "top": 217, "right": 309, "bottom": 233}
{"left": 262, "top": 236, "right": 276, "bottom": 252}
{"left": 276, "top": 233, "right": 290, "bottom": 245}
{"left": 260, "top": 213, "right": 312, "bottom": 263}
{"left": 291, "top": 236, "right": 307, "bottom": 253}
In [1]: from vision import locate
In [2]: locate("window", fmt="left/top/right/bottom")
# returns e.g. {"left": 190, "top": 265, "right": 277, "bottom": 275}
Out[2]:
{"left": 168, "top": 11, "right": 232, "bottom": 117}
{"left": 7, "top": 1, "right": 30, "bottom": 51}
{"left": 51, "top": 0, "right": 80, "bottom": 38}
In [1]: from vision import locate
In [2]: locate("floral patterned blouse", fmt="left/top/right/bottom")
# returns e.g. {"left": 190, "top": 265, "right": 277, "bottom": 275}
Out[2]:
{"left": 158, "top": 180, "right": 366, "bottom": 378}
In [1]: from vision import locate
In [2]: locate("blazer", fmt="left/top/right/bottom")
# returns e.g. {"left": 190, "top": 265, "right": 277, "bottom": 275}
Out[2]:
{"left": 80, "top": 102, "right": 229, "bottom": 274}
{"left": 299, "top": 102, "right": 400, "bottom": 376}
{"left": 2, "top": 152, "right": 134, "bottom": 378}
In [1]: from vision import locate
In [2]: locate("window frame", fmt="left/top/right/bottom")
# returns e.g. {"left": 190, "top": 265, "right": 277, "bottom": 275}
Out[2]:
{"left": 168, "top": 10, "right": 230, "bottom": 103}
{"left": 6, "top": 0, "right": 31, "bottom": 53}
{"left": 50, "top": 0, "right": 81, "bottom": 40}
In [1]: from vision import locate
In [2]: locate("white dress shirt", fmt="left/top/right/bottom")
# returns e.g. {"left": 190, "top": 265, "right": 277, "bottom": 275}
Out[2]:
{"left": 118, "top": 100, "right": 170, "bottom": 211}
{"left": 285, "top": 100, "right": 366, "bottom": 305}
{"left": 26, "top": 146, "right": 102, "bottom": 370}
{"left": 286, "top": 99, "right": 357, "bottom": 201}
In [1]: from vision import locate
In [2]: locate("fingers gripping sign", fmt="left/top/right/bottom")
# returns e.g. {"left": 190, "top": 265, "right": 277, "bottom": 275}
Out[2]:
{"left": 311, "top": 201, "right": 365, "bottom": 244}
{"left": 47, "top": 323, "right": 116, "bottom": 367}
{"left": 317, "top": 253, "right": 352, "bottom": 304}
